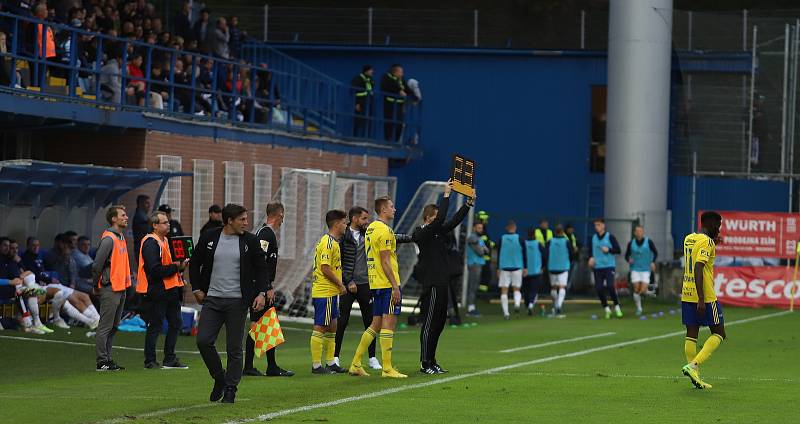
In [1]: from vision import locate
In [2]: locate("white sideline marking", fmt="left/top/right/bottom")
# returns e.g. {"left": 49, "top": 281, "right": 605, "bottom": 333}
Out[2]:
{"left": 487, "top": 371, "right": 795, "bottom": 383}
{"left": 98, "top": 400, "right": 251, "bottom": 424}
{"left": 0, "top": 335, "right": 206, "bottom": 355}
{"left": 223, "top": 310, "right": 792, "bottom": 423}
{"left": 499, "top": 332, "right": 616, "bottom": 353}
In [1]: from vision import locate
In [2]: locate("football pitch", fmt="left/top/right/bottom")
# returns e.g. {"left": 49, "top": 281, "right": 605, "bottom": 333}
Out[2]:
{"left": 1, "top": 301, "right": 797, "bottom": 423}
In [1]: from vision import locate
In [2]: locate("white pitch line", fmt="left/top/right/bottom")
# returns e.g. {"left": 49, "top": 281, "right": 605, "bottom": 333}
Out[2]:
{"left": 0, "top": 334, "right": 206, "bottom": 355}
{"left": 222, "top": 310, "right": 792, "bottom": 424}
{"left": 499, "top": 332, "right": 616, "bottom": 353}
{"left": 98, "top": 399, "right": 250, "bottom": 424}
{"left": 486, "top": 371, "right": 796, "bottom": 383}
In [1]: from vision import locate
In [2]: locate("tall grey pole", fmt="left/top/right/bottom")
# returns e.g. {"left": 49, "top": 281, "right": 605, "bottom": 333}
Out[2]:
{"left": 605, "top": 0, "right": 673, "bottom": 260}
{"left": 263, "top": 4, "right": 269, "bottom": 42}
{"left": 580, "top": 10, "right": 586, "bottom": 49}
{"left": 691, "top": 152, "right": 698, "bottom": 232}
{"left": 473, "top": 10, "right": 479, "bottom": 47}
{"left": 782, "top": 24, "right": 790, "bottom": 175}
{"left": 368, "top": 7, "right": 373, "bottom": 45}
{"left": 747, "top": 25, "right": 757, "bottom": 176}
{"left": 688, "top": 11, "right": 693, "bottom": 50}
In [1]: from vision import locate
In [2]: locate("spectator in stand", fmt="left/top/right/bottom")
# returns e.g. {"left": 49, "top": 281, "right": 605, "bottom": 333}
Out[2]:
{"left": 133, "top": 194, "right": 151, "bottom": 253}
{"left": 157, "top": 204, "right": 184, "bottom": 237}
{"left": 172, "top": 58, "right": 210, "bottom": 115}
{"left": 73, "top": 235, "right": 94, "bottom": 278}
{"left": 150, "top": 61, "right": 170, "bottom": 108}
{"left": 253, "top": 64, "right": 280, "bottom": 123}
{"left": 21, "top": 236, "right": 99, "bottom": 330}
{"left": 351, "top": 65, "right": 374, "bottom": 138}
{"left": 381, "top": 64, "right": 407, "bottom": 142}
{"left": 200, "top": 204, "right": 224, "bottom": 234}
{"left": 228, "top": 16, "right": 245, "bottom": 59}
{"left": 32, "top": 3, "right": 57, "bottom": 87}
{"left": 173, "top": 1, "right": 193, "bottom": 42}
{"left": 210, "top": 17, "right": 229, "bottom": 59}
{"left": 99, "top": 49, "right": 123, "bottom": 103}
{"left": 192, "top": 8, "right": 211, "bottom": 52}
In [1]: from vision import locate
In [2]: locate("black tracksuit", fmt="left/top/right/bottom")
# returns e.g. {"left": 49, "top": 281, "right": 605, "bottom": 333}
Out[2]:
{"left": 412, "top": 196, "right": 470, "bottom": 366}
{"left": 140, "top": 236, "right": 183, "bottom": 365}
{"left": 244, "top": 224, "right": 283, "bottom": 372}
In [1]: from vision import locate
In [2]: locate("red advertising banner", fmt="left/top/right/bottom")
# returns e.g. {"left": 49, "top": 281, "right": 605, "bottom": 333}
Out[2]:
{"left": 698, "top": 211, "right": 800, "bottom": 258}
{"left": 714, "top": 266, "right": 799, "bottom": 309}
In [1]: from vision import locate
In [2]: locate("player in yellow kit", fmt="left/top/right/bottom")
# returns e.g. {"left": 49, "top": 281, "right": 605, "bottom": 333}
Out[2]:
{"left": 310, "top": 210, "right": 348, "bottom": 374}
{"left": 680, "top": 211, "right": 726, "bottom": 390}
{"left": 348, "top": 196, "right": 407, "bottom": 378}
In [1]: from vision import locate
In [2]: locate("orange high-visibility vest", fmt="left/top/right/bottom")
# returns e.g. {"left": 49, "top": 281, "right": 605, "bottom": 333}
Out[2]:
{"left": 136, "top": 233, "right": 184, "bottom": 294}
{"left": 97, "top": 230, "right": 131, "bottom": 292}
{"left": 36, "top": 24, "right": 56, "bottom": 59}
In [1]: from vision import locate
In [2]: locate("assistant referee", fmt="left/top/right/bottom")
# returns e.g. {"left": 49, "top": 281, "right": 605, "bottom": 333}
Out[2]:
{"left": 412, "top": 181, "right": 473, "bottom": 374}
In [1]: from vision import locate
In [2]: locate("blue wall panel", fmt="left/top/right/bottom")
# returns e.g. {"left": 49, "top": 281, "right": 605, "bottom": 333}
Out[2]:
{"left": 276, "top": 46, "right": 607, "bottom": 235}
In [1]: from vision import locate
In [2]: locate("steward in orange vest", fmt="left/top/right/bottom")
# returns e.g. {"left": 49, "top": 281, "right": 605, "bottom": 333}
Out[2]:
{"left": 92, "top": 205, "right": 131, "bottom": 371}
{"left": 137, "top": 212, "right": 189, "bottom": 369}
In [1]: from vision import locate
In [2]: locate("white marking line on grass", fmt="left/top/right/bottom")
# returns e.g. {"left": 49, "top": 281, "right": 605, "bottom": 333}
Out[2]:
{"left": 499, "top": 332, "right": 616, "bottom": 353}
{"left": 0, "top": 334, "right": 207, "bottom": 355}
{"left": 222, "top": 310, "right": 792, "bottom": 424}
{"left": 487, "top": 371, "right": 795, "bottom": 383}
{"left": 99, "top": 400, "right": 250, "bottom": 424}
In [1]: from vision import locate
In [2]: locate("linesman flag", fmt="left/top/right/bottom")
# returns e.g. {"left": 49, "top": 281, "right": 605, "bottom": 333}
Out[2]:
{"left": 249, "top": 307, "right": 285, "bottom": 357}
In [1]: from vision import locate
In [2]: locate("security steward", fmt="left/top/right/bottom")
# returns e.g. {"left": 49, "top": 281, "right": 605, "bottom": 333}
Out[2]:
{"left": 381, "top": 64, "right": 407, "bottom": 142}
{"left": 413, "top": 181, "right": 473, "bottom": 374}
{"left": 137, "top": 211, "right": 189, "bottom": 370}
{"left": 351, "top": 65, "right": 374, "bottom": 138}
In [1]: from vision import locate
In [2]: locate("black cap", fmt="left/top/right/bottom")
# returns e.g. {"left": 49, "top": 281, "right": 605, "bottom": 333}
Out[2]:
{"left": 209, "top": 204, "right": 222, "bottom": 214}
{"left": 157, "top": 204, "right": 172, "bottom": 213}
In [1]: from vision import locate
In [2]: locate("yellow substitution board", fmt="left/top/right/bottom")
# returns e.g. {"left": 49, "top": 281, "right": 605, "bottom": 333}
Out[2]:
{"left": 450, "top": 154, "right": 476, "bottom": 198}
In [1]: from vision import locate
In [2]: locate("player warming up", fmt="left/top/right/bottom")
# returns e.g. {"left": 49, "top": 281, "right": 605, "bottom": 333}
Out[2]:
{"left": 349, "top": 196, "right": 407, "bottom": 378}
{"left": 310, "top": 210, "right": 349, "bottom": 374}
{"left": 680, "top": 211, "right": 726, "bottom": 390}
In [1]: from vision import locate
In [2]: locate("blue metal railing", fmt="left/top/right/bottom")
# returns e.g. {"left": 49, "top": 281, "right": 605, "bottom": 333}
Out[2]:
{"left": 0, "top": 11, "right": 421, "bottom": 146}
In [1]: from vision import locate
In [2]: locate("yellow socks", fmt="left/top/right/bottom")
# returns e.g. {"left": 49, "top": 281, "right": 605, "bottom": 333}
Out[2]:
{"left": 684, "top": 337, "right": 697, "bottom": 363}
{"left": 379, "top": 329, "right": 395, "bottom": 370}
{"left": 324, "top": 332, "right": 336, "bottom": 365}
{"left": 352, "top": 327, "right": 377, "bottom": 366}
{"left": 693, "top": 333, "right": 723, "bottom": 366}
{"left": 310, "top": 330, "right": 324, "bottom": 367}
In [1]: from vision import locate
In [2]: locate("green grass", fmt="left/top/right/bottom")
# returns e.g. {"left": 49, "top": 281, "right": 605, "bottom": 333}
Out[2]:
{"left": 1, "top": 301, "right": 797, "bottom": 423}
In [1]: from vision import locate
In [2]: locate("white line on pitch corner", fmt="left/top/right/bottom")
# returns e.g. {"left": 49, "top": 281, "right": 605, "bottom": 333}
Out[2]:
{"left": 0, "top": 334, "right": 208, "bottom": 355}
{"left": 499, "top": 332, "right": 616, "bottom": 353}
{"left": 220, "top": 310, "right": 791, "bottom": 424}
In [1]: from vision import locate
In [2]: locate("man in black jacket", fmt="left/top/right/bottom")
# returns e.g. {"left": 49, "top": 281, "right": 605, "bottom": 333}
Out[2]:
{"left": 200, "top": 204, "right": 224, "bottom": 234}
{"left": 351, "top": 65, "right": 374, "bottom": 138}
{"left": 243, "top": 202, "right": 294, "bottom": 377}
{"left": 137, "top": 212, "right": 189, "bottom": 370}
{"left": 381, "top": 64, "right": 407, "bottom": 142}
{"left": 190, "top": 204, "right": 268, "bottom": 404}
{"left": 412, "top": 181, "right": 473, "bottom": 374}
{"left": 334, "top": 206, "right": 380, "bottom": 370}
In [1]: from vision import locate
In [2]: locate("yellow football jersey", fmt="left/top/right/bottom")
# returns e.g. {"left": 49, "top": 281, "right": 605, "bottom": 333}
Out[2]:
{"left": 312, "top": 234, "right": 342, "bottom": 298}
{"left": 365, "top": 220, "right": 399, "bottom": 290}
{"left": 681, "top": 233, "right": 717, "bottom": 303}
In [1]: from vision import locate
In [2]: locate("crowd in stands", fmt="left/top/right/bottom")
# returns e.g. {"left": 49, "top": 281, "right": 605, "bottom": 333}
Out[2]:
{"left": 0, "top": 0, "right": 285, "bottom": 121}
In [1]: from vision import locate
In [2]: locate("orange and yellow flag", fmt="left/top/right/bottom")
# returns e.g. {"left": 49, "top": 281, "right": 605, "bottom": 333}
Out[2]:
{"left": 249, "top": 307, "right": 285, "bottom": 357}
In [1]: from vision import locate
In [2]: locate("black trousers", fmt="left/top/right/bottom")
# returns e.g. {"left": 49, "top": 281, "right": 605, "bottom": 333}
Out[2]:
{"left": 196, "top": 296, "right": 247, "bottom": 387}
{"left": 419, "top": 285, "right": 449, "bottom": 364}
{"left": 383, "top": 100, "right": 405, "bottom": 142}
{"left": 244, "top": 303, "right": 279, "bottom": 371}
{"left": 142, "top": 288, "right": 182, "bottom": 364}
{"left": 335, "top": 283, "right": 376, "bottom": 358}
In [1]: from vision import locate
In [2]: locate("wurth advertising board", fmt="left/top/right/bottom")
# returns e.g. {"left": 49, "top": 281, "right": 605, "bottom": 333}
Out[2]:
{"left": 698, "top": 211, "right": 800, "bottom": 258}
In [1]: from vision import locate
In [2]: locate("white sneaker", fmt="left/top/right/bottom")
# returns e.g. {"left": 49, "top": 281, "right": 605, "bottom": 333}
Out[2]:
{"left": 368, "top": 356, "right": 383, "bottom": 370}
{"left": 88, "top": 320, "right": 99, "bottom": 331}
{"left": 333, "top": 357, "right": 340, "bottom": 367}
{"left": 52, "top": 318, "right": 70, "bottom": 329}
{"left": 36, "top": 324, "right": 54, "bottom": 334}
{"left": 23, "top": 326, "right": 46, "bottom": 335}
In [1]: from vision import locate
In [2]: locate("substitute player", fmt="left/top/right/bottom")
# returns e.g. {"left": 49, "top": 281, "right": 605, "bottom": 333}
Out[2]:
{"left": 681, "top": 211, "right": 725, "bottom": 390}
{"left": 310, "top": 210, "right": 348, "bottom": 374}
{"left": 546, "top": 225, "right": 572, "bottom": 316}
{"left": 497, "top": 220, "right": 527, "bottom": 319}
{"left": 625, "top": 225, "right": 658, "bottom": 316}
{"left": 348, "top": 196, "right": 407, "bottom": 378}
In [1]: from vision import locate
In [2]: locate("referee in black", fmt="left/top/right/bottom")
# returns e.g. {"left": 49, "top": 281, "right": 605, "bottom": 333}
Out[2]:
{"left": 243, "top": 202, "right": 294, "bottom": 377}
{"left": 191, "top": 204, "right": 268, "bottom": 404}
{"left": 333, "top": 206, "right": 380, "bottom": 369}
{"left": 413, "top": 181, "right": 473, "bottom": 374}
